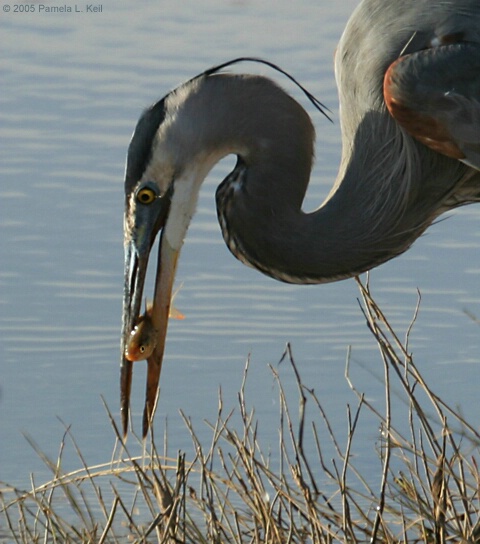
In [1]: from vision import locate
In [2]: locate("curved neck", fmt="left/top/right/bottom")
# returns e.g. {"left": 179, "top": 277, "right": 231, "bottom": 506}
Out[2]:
{"left": 224, "top": 113, "right": 471, "bottom": 284}
{"left": 166, "top": 74, "right": 470, "bottom": 284}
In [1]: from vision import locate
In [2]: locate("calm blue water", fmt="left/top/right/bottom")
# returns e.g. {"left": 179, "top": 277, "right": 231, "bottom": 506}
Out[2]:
{"left": 1, "top": 0, "right": 479, "bottom": 524}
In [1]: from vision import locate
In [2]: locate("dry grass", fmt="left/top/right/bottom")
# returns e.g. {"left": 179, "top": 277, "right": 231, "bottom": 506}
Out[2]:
{"left": 1, "top": 277, "right": 479, "bottom": 543}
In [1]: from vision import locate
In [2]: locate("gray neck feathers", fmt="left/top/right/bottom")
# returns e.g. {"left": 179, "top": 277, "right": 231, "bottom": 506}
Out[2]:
{"left": 163, "top": 73, "right": 472, "bottom": 284}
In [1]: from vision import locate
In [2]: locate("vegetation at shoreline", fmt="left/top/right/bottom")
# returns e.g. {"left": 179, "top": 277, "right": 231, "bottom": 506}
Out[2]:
{"left": 2, "top": 278, "right": 479, "bottom": 543}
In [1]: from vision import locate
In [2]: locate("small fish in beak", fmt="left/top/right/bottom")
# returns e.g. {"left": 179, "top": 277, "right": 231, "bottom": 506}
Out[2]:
{"left": 125, "top": 290, "right": 184, "bottom": 362}
{"left": 125, "top": 303, "right": 157, "bottom": 362}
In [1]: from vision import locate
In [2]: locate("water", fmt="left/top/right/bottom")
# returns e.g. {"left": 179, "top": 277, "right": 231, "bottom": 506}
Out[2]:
{"left": 1, "top": 0, "right": 479, "bottom": 520}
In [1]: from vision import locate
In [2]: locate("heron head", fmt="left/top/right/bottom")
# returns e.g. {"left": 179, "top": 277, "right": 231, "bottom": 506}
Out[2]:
{"left": 120, "top": 80, "right": 224, "bottom": 437}
{"left": 121, "top": 95, "right": 181, "bottom": 438}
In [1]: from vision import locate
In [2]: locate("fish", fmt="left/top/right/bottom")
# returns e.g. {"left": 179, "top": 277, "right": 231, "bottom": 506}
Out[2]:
{"left": 125, "top": 305, "right": 157, "bottom": 362}
{"left": 125, "top": 286, "right": 184, "bottom": 362}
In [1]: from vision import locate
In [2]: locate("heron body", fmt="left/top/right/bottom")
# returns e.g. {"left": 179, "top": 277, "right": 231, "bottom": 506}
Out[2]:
{"left": 121, "top": 0, "right": 480, "bottom": 436}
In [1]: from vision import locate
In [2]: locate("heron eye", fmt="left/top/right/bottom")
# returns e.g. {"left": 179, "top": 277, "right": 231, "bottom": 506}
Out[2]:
{"left": 136, "top": 187, "right": 156, "bottom": 205}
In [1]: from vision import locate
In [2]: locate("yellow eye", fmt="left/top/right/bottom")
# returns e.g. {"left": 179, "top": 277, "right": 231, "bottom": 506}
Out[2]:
{"left": 136, "top": 187, "right": 156, "bottom": 205}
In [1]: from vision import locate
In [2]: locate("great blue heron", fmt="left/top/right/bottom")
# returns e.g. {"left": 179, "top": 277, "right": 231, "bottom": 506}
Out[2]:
{"left": 121, "top": 0, "right": 480, "bottom": 437}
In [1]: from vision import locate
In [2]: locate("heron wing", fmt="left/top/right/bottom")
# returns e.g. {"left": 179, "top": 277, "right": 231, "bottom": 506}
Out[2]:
{"left": 384, "top": 42, "right": 480, "bottom": 171}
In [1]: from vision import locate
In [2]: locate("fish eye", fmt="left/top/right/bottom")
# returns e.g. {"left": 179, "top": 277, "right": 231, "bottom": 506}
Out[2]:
{"left": 139, "top": 345, "right": 146, "bottom": 353}
{"left": 136, "top": 187, "right": 157, "bottom": 205}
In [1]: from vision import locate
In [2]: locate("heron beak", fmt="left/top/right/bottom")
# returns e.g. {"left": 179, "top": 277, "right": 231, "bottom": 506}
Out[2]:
{"left": 120, "top": 192, "right": 179, "bottom": 438}
{"left": 120, "top": 208, "right": 180, "bottom": 438}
